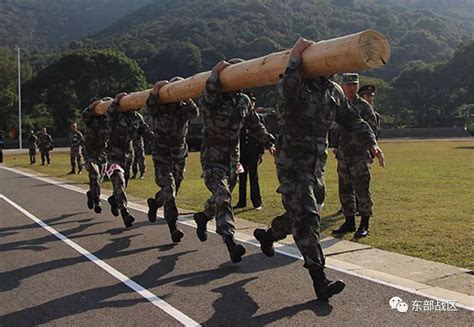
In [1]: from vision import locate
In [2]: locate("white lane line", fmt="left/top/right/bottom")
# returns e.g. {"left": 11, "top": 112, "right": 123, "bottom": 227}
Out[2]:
{"left": 1, "top": 165, "right": 473, "bottom": 311}
{"left": 0, "top": 193, "right": 200, "bottom": 327}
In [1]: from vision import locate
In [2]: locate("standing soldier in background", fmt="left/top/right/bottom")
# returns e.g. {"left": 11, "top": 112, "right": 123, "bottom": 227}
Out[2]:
{"left": 332, "top": 75, "right": 381, "bottom": 238}
{"left": 253, "top": 38, "right": 384, "bottom": 301}
{"left": 28, "top": 131, "right": 38, "bottom": 164}
{"left": 146, "top": 78, "right": 199, "bottom": 243}
{"left": 105, "top": 93, "right": 154, "bottom": 228}
{"left": 38, "top": 128, "right": 53, "bottom": 166}
{"left": 234, "top": 91, "right": 265, "bottom": 211}
{"left": 82, "top": 98, "right": 111, "bottom": 214}
{"left": 358, "top": 84, "right": 381, "bottom": 138}
{"left": 195, "top": 59, "right": 275, "bottom": 263}
{"left": 131, "top": 135, "right": 146, "bottom": 179}
{"left": 68, "top": 122, "right": 85, "bottom": 174}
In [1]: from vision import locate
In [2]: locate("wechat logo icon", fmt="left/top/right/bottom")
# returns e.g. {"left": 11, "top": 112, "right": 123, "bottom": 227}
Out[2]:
{"left": 389, "top": 296, "right": 409, "bottom": 313}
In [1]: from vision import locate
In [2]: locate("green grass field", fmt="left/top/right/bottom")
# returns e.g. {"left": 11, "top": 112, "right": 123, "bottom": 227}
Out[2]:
{"left": 3, "top": 139, "right": 474, "bottom": 269}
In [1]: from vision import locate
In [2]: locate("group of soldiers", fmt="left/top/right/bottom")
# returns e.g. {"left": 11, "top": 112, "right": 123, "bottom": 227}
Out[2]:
{"left": 75, "top": 37, "right": 384, "bottom": 302}
{"left": 27, "top": 128, "right": 53, "bottom": 165}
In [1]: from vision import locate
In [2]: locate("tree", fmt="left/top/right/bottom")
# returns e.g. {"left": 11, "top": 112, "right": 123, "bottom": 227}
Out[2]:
{"left": 25, "top": 49, "right": 147, "bottom": 135}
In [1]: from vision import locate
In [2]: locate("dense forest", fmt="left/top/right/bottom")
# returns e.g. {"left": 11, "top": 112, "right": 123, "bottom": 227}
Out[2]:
{"left": 0, "top": 0, "right": 473, "bottom": 136}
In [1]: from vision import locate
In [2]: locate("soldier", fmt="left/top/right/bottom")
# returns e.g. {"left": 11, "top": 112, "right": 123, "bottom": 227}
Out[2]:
{"left": 332, "top": 75, "right": 381, "bottom": 238}
{"left": 82, "top": 98, "right": 111, "bottom": 213}
{"left": 105, "top": 93, "right": 154, "bottom": 228}
{"left": 145, "top": 78, "right": 199, "bottom": 243}
{"left": 38, "top": 128, "right": 53, "bottom": 166}
{"left": 194, "top": 59, "right": 276, "bottom": 263}
{"left": 234, "top": 91, "right": 265, "bottom": 211}
{"left": 68, "top": 122, "right": 85, "bottom": 174}
{"left": 253, "top": 38, "right": 384, "bottom": 301}
{"left": 358, "top": 84, "right": 381, "bottom": 139}
{"left": 28, "top": 130, "right": 38, "bottom": 164}
{"left": 131, "top": 135, "right": 146, "bottom": 179}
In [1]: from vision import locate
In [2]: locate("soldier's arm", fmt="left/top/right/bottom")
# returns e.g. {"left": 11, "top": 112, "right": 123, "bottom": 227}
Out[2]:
{"left": 137, "top": 115, "right": 155, "bottom": 144}
{"left": 244, "top": 102, "right": 275, "bottom": 149}
{"left": 181, "top": 99, "right": 200, "bottom": 120}
{"left": 145, "top": 80, "right": 169, "bottom": 118}
{"left": 81, "top": 106, "right": 94, "bottom": 126}
{"left": 199, "top": 61, "right": 231, "bottom": 110}
{"left": 336, "top": 94, "right": 385, "bottom": 166}
{"left": 78, "top": 131, "right": 85, "bottom": 146}
{"left": 359, "top": 101, "right": 379, "bottom": 136}
{"left": 106, "top": 93, "right": 127, "bottom": 121}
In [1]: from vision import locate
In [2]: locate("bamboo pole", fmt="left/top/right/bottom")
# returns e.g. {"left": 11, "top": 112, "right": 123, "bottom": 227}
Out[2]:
{"left": 95, "top": 29, "right": 390, "bottom": 114}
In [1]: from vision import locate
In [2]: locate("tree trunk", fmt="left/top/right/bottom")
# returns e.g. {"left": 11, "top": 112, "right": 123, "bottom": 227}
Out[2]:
{"left": 95, "top": 29, "right": 390, "bottom": 114}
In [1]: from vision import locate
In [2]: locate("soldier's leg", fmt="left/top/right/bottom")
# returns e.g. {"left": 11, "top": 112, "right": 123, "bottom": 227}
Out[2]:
{"left": 248, "top": 159, "right": 262, "bottom": 208}
{"left": 110, "top": 168, "right": 134, "bottom": 228}
{"left": 89, "top": 161, "right": 102, "bottom": 213}
{"left": 69, "top": 151, "right": 76, "bottom": 173}
{"left": 315, "top": 144, "right": 328, "bottom": 209}
{"left": 333, "top": 160, "right": 356, "bottom": 234}
{"left": 280, "top": 171, "right": 345, "bottom": 300}
{"left": 77, "top": 150, "right": 83, "bottom": 173}
{"left": 124, "top": 155, "right": 132, "bottom": 187}
{"left": 254, "top": 211, "right": 292, "bottom": 257}
{"left": 236, "top": 167, "right": 247, "bottom": 207}
{"left": 46, "top": 151, "right": 51, "bottom": 165}
{"left": 41, "top": 151, "right": 46, "bottom": 165}
{"left": 139, "top": 155, "right": 146, "bottom": 177}
{"left": 353, "top": 161, "right": 373, "bottom": 237}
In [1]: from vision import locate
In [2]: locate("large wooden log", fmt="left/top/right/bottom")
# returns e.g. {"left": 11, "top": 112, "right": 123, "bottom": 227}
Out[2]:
{"left": 95, "top": 29, "right": 390, "bottom": 114}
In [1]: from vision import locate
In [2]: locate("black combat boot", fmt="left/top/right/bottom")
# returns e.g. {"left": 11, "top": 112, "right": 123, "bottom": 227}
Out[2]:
{"left": 121, "top": 209, "right": 135, "bottom": 228}
{"left": 108, "top": 196, "right": 119, "bottom": 217}
{"left": 139, "top": 173, "right": 145, "bottom": 179}
{"left": 309, "top": 268, "right": 345, "bottom": 301}
{"left": 253, "top": 228, "right": 276, "bottom": 257}
{"left": 130, "top": 173, "right": 137, "bottom": 179}
{"left": 86, "top": 191, "right": 93, "bottom": 210}
{"left": 355, "top": 216, "right": 370, "bottom": 238}
{"left": 224, "top": 236, "right": 246, "bottom": 263}
{"left": 147, "top": 198, "right": 159, "bottom": 223}
{"left": 194, "top": 212, "right": 211, "bottom": 242}
{"left": 332, "top": 215, "right": 356, "bottom": 234}
{"left": 168, "top": 221, "right": 184, "bottom": 243}
{"left": 94, "top": 200, "right": 102, "bottom": 214}
{"left": 68, "top": 169, "right": 75, "bottom": 175}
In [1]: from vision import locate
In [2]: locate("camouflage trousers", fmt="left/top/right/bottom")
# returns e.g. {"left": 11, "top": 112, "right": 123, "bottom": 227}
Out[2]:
{"left": 85, "top": 160, "right": 101, "bottom": 204}
{"left": 202, "top": 167, "right": 238, "bottom": 237}
{"left": 70, "top": 148, "right": 83, "bottom": 171}
{"left": 315, "top": 148, "right": 328, "bottom": 205}
{"left": 337, "top": 160, "right": 372, "bottom": 217}
{"left": 271, "top": 167, "right": 325, "bottom": 270}
{"left": 40, "top": 149, "right": 51, "bottom": 164}
{"left": 29, "top": 148, "right": 36, "bottom": 163}
{"left": 132, "top": 150, "right": 145, "bottom": 175}
{"left": 108, "top": 158, "right": 132, "bottom": 212}
{"left": 153, "top": 160, "right": 185, "bottom": 225}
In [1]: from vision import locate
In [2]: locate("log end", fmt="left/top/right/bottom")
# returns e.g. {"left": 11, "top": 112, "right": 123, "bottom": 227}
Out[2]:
{"left": 359, "top": 29, "right": 391, "bottom": 69}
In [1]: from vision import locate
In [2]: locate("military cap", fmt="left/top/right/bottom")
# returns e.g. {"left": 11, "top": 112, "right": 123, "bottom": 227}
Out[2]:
{"left": 342, "top": 73, "right": 359, "bottom": 84}
{"left": 358, "top": 84, "right": 376, "bottom": 96}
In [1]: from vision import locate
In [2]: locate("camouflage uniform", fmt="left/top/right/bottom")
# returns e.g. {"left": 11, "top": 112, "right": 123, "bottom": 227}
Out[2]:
{"left": 105, "top": 97, "right": 154, "bottom": 226}
{"left": 145, "top": 92, "right": 199, "bottom": 235}
{"left": 131, "top": 135, "right": 146, "bottom": 178}
{"left": 38, "top": 132, "right": 53, "bottom": 165}
{"left": 335, "top": 95, "right": 379, "bottom": 218}
{"left": 69, "top": 129, "right": 85, "bottom": 172}
{"left": 28, "top": 133, "right": 38, "bottom": 164}
{"left": 267, "top": 57, "right": 376, "bottom": 271}
{"left": 198, "top": 72, "right": 275, "bottom": 240}
{"left": 82, "top": 106, "right": 109, "bottom": 210}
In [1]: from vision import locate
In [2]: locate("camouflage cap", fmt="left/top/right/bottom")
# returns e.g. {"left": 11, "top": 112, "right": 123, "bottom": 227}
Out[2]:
{"left": 358, "top": 84, "right": 376, "bottom": 96}
{"left": 342, "top": 73, "right": 359, "bottom": 84}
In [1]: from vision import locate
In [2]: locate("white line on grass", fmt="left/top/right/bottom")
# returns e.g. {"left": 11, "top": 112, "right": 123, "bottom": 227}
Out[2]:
{"left": 0, "top": 193, "right": 200, "bottom": 327}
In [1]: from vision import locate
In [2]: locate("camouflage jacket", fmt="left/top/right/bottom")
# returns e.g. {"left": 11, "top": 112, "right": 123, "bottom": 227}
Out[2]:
{"left": 276, "top": 56, "right": 376, "bottom": 171}
{"left": 81, "top": 106, "right": 109, "bottom": 162}
{"left": 69, "top": 130, "right": 85, "bottom": 151}
{"left": 28, "top": 134, "right": 38, "bottom": 150}
{"left": 105, "top": 99, "right": 154, "bottom": 164}
{"left": 199, "top": 72, "right": 275, "bottom": 171}
{"left": 334, "top": 95, "right": 379, "bottom": 162}
{"left": 145, "top": 93, "right": 199, "bottom": 163}
{"left": 38, "top": 133, "right": 53, "bottom": 151}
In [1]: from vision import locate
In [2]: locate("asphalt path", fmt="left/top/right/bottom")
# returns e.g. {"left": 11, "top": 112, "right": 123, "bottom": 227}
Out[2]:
{"left": 0, "top": 167, "right": 471, "bottom": 326}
